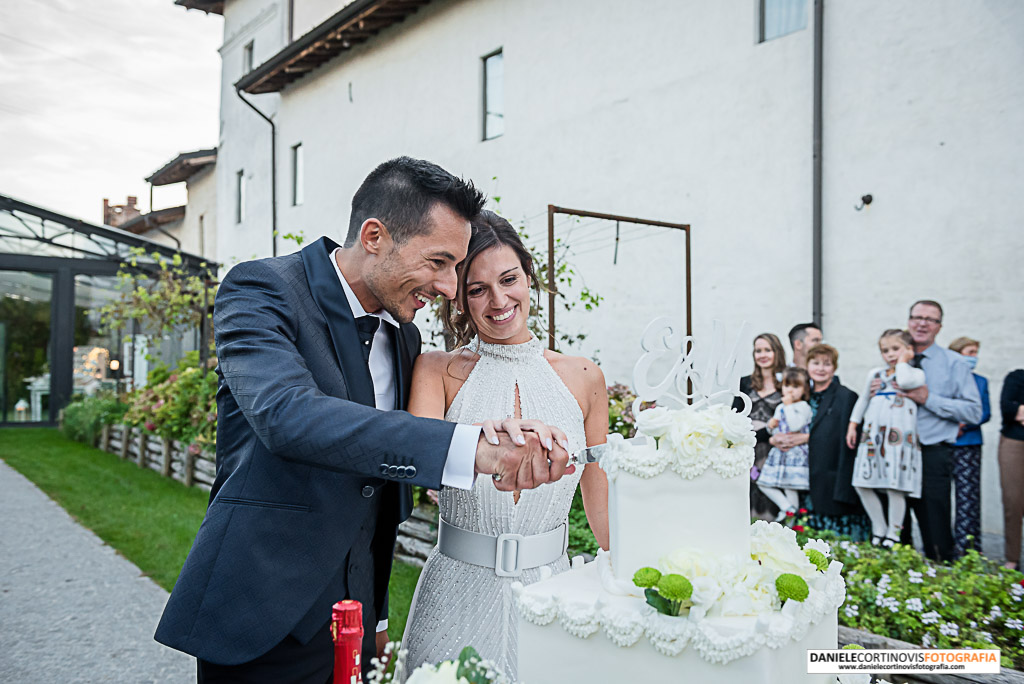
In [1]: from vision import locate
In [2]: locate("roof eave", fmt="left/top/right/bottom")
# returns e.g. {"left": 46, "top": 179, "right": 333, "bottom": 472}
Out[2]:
{"left": 235, "top": 0, "right": 431, "bottom": 95}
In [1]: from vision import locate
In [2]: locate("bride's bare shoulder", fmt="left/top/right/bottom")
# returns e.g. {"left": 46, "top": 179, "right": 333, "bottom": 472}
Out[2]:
{"left": 414, "top": 347, "right": 480, "bottom": 382}
{"left": 543, "top": 350, "right": 606, "bottom": 394}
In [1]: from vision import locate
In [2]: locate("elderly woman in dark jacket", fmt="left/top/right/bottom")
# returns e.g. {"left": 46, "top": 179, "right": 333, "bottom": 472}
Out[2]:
{"left": 771, "top": 343, "right": 868, "bottom": 539}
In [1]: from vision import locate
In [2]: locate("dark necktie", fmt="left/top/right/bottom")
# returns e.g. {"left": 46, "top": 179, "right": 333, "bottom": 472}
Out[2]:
{"left": 355, "top": 315, "right": 380, "bottom": 365}
{"left": 911, "top": 353, "right": 925, "bottom": 369}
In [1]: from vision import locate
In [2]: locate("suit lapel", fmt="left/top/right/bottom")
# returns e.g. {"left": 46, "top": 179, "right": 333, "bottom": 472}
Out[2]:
{"left": 393, "top": 325, "right": 413, "bottom": 410}
{"left": 299, "top": 237, "right": 375, "bottom": 408}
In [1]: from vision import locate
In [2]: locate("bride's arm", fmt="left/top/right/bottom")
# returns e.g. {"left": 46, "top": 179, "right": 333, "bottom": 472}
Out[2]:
{"left": 407, "top": 351, "right": 451, "bottom": 419}
{"left": 579, "top": 360, "right": 610, "bottom": 551}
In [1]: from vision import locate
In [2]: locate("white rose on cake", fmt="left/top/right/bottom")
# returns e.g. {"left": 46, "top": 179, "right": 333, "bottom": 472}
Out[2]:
{"left": 635, "top": 406, "right": 676, "bottom": 441}
{"left": 749, "top": 520, "right": 818, "bottom": 579}
{"left": 714, "top": 403, "right": 757, "bottom": 449}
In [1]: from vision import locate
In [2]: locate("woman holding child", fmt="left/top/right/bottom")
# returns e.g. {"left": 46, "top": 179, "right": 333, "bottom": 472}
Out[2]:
{"left": 771, "top": 343, "right": 869, "bottom": 539}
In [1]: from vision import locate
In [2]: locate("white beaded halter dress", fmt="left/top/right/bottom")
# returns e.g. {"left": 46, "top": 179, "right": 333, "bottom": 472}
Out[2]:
{"left": 398, "top": 335, "right": 587, "bottom": 681}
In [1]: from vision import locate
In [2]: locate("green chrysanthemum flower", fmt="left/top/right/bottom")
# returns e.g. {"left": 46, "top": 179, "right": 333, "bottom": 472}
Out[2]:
{"left": 657, "top": 574, "right": 693, "bottom": 602}
{"left": 805, "top": 548, "right": 828, "bottom": 572}
{"left": 633, "top": 567, "right": 662, "bottom": 589}
{"left": 842, "top": 644, "right": 865, "bottom": 650}
{"left": 775, "top": 573, "right": 810, "bottom": 602}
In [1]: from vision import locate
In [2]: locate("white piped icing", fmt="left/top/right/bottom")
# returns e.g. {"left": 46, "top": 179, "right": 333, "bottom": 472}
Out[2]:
{"left": 600, "top": 403, "right": 756, "bottom": 481}
{"left": 516, "top": 536, "right": 843, "bottom": 663}
{"left": 516, "top": 558, "right": 845, "bottom": 664}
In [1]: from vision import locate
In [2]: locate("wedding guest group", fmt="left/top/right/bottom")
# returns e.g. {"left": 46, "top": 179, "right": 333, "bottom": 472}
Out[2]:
{"left": 739, "top": 299, "right": 1003, "bottom": 562}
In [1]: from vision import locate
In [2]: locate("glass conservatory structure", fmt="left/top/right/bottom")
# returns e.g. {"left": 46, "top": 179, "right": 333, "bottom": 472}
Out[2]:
{"left": 0, "top": 194, "right": 213, "bottom": 425}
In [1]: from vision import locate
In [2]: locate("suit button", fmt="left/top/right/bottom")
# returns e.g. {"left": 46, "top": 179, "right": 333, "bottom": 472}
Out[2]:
{"left": 361, "top": 485, "right": 374, "bottom": 498}
{"left": 407, "top": 465, "right": 417, "bottom": 478}
{"left": 396, "top": 466, "right": 407, "bottom": 478}
{"left": 380, "top": 464, "right": 388, "bottom": 476}
{"left": 387, "top": 465, "right": 399, "bottom": 477}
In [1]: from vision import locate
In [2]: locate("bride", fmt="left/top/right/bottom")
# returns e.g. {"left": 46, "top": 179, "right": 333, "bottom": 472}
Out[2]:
{"left": 397, "top": 210, "right": 609, "bottom": 680}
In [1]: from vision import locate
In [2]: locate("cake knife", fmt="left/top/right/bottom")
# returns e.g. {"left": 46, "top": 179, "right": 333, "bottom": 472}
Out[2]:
{"left": 569, "top": 436, "right": 648, "bottom": 465}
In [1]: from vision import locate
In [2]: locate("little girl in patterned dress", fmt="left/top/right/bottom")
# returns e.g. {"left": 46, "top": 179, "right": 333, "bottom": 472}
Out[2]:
{"left": 845, "top": 329, "right": 925, "bottom": 547}
{"left": 758, "top": 367, "right": 813, "bottom": 521}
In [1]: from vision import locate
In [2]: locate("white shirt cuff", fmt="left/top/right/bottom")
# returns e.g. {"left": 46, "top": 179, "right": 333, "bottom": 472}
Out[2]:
{"left": 376, "top": 619, "right": 388, "bottom": 632}
{"left": 441, "top": 424, "right": 480, "bottom": 490}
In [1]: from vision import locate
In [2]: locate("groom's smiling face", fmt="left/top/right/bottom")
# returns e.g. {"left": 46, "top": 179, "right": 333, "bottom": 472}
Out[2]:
{"left": 364, "top": 202, "right": 471, "bottom": 324}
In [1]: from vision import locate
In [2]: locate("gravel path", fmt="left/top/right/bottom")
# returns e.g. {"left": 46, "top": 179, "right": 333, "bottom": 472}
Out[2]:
{"left": 0, "top": 460, "right": 194, "bottom": 683}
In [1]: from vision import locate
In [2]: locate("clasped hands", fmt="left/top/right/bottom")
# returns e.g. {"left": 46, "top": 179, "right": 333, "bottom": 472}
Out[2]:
{"left": 868, "top": 376, "right": 929, "bottom": 404}
{"left": 473, "top": 418, "right": 574, "bottom": 492}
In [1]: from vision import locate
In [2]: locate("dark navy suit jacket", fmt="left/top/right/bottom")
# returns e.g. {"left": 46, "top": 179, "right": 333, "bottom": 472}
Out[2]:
{"left": 155, "top": 237, "right": 456, "bottom": 665}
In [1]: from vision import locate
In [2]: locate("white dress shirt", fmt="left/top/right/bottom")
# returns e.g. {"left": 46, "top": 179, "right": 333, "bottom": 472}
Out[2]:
{"left": 329, "top": 249, "right": 478, "bottom": 484}
{"left": 331, "top": 249, "right": 479, "bottom": 633}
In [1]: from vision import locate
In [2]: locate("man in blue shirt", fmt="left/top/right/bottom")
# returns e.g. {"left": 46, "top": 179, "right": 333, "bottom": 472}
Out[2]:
{"left": 896, "top": 300, "right": 983, "bottom": 561}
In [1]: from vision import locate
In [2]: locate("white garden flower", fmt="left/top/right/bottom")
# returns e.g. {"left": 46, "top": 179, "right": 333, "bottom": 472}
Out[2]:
{"left": 921, "top": 611, "right": 941, "bottom": 625}
{"left": 925, "top": 567, "right": 937, "bottom": 578}
{"left": 1010, "top": 583, "right": 1024, "bottom": 599}
{"left": 405, "top": 660, "right": 467, "bottom": 684}
{"left": 1006, "top": 618, "right": 1024, "bottom": 630}
{"left": 922, "top": 634, "right": 933, "bottom": 647}
{"left": 970, "top": 621, "right": 978, "bottom": 628}
{"left": 907, "top": 570, "right": 923, "bottom": 584}
{"left": 990, "top": 605, "right": 1003, "bottom": 618}
{"left": 905, "top": 598, "right": 924, "bottom": 612}
{"left": 939, "top": 622, "right": 959, "bottom": 638}
{"left": 981, "top": 632, "right": 994, "bottom": 643}
{"left": 1019, "top": 636, "right": 1024, "bottom": 648}
{"left": 844, "top": 604, "right": 860, "bottom": 618}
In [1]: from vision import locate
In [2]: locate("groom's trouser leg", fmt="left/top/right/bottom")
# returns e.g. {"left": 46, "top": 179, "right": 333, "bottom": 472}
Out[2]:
{"left": 196, "top": 625, "right": 333, "bottom": 684}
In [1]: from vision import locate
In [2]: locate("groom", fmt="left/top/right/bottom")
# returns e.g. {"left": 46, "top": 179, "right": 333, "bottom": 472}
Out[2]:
{"left": 155, "top": 157, "right": 571, "bottom": 683}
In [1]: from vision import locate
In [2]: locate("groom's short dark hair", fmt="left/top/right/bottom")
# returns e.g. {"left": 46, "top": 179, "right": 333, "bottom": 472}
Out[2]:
{"left": 344, "top": 157, "right": 485, "bottom": 247}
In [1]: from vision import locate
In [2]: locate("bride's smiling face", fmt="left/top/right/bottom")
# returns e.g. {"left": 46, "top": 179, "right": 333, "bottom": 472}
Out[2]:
{"left": 462, "top": 244, "right": 533, "bottom": 345}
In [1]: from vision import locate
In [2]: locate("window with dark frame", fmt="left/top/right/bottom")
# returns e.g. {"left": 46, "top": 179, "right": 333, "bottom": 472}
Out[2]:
{"left": 291, "top": 143, "right": 304, "bottom": 206}
{"left": 235, "top": 170, "right": 245, "bottom": 223}
{"left": 243, "top": 40, "right": 255, "bottom": 73}
{"left": 482, "top": 49, "right": 504, "bottom": 141}
{"left": 759, "top": 0, "right": 808, "bottom": 42}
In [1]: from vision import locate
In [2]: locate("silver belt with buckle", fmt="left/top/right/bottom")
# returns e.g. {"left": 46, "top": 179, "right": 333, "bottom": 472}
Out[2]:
{"left": 436, "top": 519, "right": 569, "bottom": 577}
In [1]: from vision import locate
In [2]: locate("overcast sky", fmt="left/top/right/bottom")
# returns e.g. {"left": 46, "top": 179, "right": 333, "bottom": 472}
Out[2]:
{"left": 0, "top": 0, "right": 223, "bottom": 225}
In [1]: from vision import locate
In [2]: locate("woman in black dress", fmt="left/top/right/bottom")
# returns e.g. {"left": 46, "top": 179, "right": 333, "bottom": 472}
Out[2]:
{"left": 734, "top": 333, "right": 787, "bottom": 519}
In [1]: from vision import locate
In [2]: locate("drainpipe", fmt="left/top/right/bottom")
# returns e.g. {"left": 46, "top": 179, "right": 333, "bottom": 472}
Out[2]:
{"left": 140, "top": 214, "right": 182, "bottom": 252}
{"left": 235, "top": 88, "right": 278, "bottom": 257}
{"left": 811, "top": 0, "right": 824, "bottom": 328}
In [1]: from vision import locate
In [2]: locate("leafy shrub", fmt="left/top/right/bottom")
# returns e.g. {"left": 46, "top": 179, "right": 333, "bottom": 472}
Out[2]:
{"left": 124, "top": 351, "right": 217, "bottom": 451}
{"left": 61, "top": 393, "right": 128, "bottom": 445}
{"left": 568, "top": 488, "right": 599, "bottom": 557}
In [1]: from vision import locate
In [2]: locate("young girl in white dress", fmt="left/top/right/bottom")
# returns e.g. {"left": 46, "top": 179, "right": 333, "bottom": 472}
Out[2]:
{"left": 846, "top": 329, "right": 925, "bottom": 547}
{"left": 397, "top": 211, "right": 609, "bottom": 680}
{"left": 757, "top": 367, "right": 813, "bottom": 521}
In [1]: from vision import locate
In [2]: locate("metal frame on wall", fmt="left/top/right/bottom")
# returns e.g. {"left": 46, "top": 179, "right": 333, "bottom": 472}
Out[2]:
{"left": 0, "top": 195, "right": 214, "bottom": 426}
{"left": 545, "top": 204, "right": 691, "bottom": 351}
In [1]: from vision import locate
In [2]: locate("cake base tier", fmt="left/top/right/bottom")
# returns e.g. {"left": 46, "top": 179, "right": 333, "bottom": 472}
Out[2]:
{"left": 519, "top": 609, "right": 838, "bottom": 683}
{"left": 609, "top": 465, "right": 751, "bottom": 582}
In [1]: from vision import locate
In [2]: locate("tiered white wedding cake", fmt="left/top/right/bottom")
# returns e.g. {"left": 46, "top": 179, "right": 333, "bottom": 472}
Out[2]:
{"left": 514, "top": 320, "right": 846, "bottom": 683}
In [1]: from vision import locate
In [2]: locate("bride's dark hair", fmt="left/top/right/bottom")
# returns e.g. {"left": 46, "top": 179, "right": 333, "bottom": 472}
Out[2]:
{"left": 441, "top": 210, "right": 541, "bottom": 349}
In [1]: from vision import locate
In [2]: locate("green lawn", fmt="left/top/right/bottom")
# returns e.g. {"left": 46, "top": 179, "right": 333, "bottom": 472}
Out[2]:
{"left": 0, "top": 428, "right": 422, "bottom": 635}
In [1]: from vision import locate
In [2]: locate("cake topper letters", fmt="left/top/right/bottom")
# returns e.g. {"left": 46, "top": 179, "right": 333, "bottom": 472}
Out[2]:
{"left": 632, "top": 318, "right": 752, "bottom": 415}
